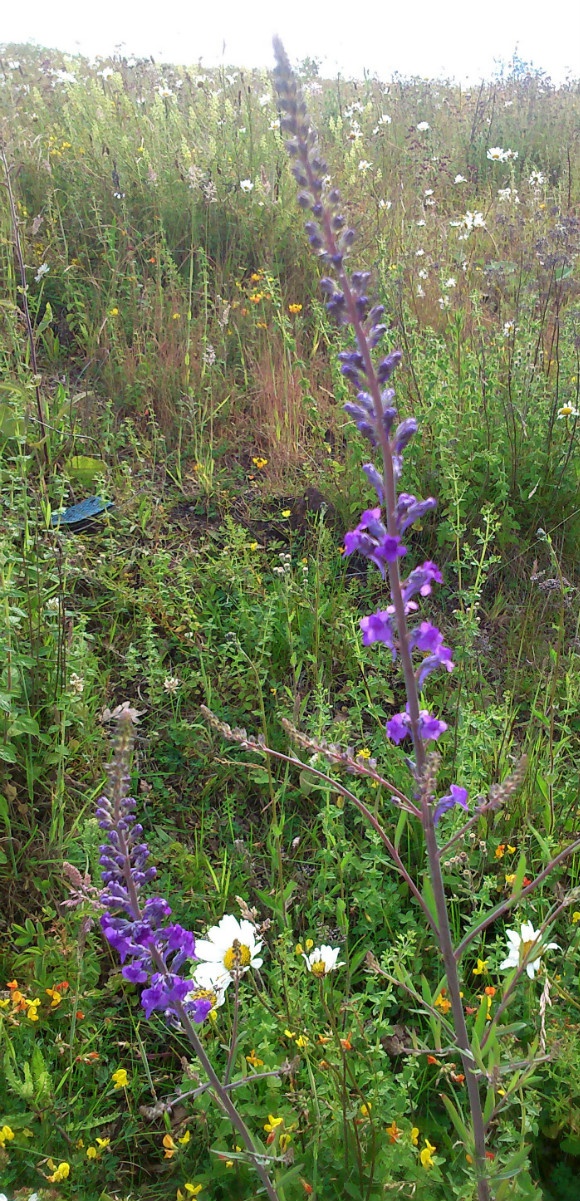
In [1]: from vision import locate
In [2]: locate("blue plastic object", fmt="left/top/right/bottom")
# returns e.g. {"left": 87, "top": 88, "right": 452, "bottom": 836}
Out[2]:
{"left": 50, "top": 496, "right": 114, "bottom": 530}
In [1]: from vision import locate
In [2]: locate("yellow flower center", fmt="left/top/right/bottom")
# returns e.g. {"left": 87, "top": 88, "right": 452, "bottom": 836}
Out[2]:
{"left": 310, "top": 959, "right": 326, "bottom": 977}
{"left": 521, "top": 938, "right": 538, "bottom": 961}
{"left": 224, "top": 941, "right": 251, "bottom": 971}
{"left": 192, "top": 986, "right": 217, "bottom": 1007}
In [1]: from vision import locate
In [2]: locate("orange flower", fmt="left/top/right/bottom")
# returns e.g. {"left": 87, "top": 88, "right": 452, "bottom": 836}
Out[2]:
{"left": 426, "top": 1055, "right": 439, "bottom": 1064}
{"left": 300, "top": 1181, "right": 313, "bottom": 1196}
{"left": 339, "top": 1033, "right": 353, "bottom": 1050}
{"left": 484, "top": 986, "right": 496, "bottom": 997}
{"left": 495, "top": 845, "right": 506, "bottom": 860}
{"left": 386, "top": 1120, "right": 401, "bottom": 1143}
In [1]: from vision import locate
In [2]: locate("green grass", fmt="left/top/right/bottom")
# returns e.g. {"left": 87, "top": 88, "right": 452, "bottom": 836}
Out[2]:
{"left": 0, "top": 42, "right": 580, "bottom": 1201}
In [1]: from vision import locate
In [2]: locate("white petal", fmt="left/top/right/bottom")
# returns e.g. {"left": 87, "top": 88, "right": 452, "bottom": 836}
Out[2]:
{"left": 194, "top": 939, "right": 223, "bottom": 963}
{"left": 500, "top": 954, "right": 518, "bottom": 970}
{"left": 505, "top": 929, "right": 521, "bottom": 946}
{"left": 526, "top": 961, "right": 538, "bottom": 979}
{"left": 250, "top": 956, "right": 263, "bottom": 970}
{"left": 217, "top": 914, "right": 242, "bottom": 941}
{"left": 520, "top": 921, "right": 538, "bottom": 942}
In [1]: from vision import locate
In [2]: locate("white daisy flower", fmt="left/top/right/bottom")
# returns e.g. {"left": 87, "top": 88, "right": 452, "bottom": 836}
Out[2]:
{"left": 186, "top": 961, "right": 231, "bottom": 1009}
{"left": 499, "top": 921, "right": 558, "bottom": 979}
{"left": 454, "top": 174, "right": 467, "bottom": 183}
{"left": 487, "top": 146, "right": 508, "bottom": 162}
{"left": 303, "top": 945, "right": 344, "bottom": 977}
{"left": 240, "top": 179, "right": 254, "bottom": 192}
{"left": 417, "top": 121, "right": 430, "bottom": 132}
{"left": 195, "top": 914, "right": 264, "bottom": 976}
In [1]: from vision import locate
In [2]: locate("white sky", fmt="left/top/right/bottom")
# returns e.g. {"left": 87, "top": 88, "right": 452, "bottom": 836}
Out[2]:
{"left": 3, "top": 0, "right": 580, "bottom": 84}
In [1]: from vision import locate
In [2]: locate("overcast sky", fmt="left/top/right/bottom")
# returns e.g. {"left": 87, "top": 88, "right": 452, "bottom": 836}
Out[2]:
{"left": 3, "top": 0, "right": 580, "bottom": 83}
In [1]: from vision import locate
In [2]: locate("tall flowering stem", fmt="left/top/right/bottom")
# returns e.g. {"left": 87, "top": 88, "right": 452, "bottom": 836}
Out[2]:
{"left": 97, "top": 712, "right": 281, "bottom": 1201}
{"left": 272, "top": 39, "right": 491, "bottom": 1198}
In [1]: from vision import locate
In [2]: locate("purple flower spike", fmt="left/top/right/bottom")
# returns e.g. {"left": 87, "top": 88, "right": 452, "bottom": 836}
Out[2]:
{"left": 402, "top": 561, "right": 443, "bottom": 605}
{"left": 417, "top": 644, "right": 454, "bottom": 688}
{"left": 433, "top": 785, "right": 469, "bottom": 826}
{"left": 97, "top": 713, "right": 209, "bottom": 1028}
{"left": 362, "top": 463, "right": 385, "bottom": 502}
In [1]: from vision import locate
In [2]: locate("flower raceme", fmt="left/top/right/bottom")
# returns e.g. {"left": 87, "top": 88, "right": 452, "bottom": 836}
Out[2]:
{"left": 97, "top": 715, "right": 211, "bottom": 1025}
{"left": 273, "top": 37, "right": 467, "bottom": 821}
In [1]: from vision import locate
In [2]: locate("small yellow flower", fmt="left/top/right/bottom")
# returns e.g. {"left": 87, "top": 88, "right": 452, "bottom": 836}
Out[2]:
{"left": 572, "top": 912, "right": 580, "bottom": 923}
{"left": 360, "top": 1102, "right": 372, "bottom": 1118}
{"left": 256, "top": 321, "right": 268, "bottom": 328}
{"left": 172, "top": 312, "right": 181, "bottom": 320}
{"left": 26, "top": 998, "right": 41, "bottom": 1021}
{"left": 305, "top": 938, "right": 314, "bottom": 951}
{"left": 288, "top": 303, "right": 303, "bottom": 314}
{"left": 47, "top": 1161, "right": 71, "bottom": 1182}
{"left": 248, "top": 541, "right": 258, "bottom": 550}
{"left": 472, "top": 958, "right": 488, "bottom": 976}
{"left": 284, "top": 1029, "right": 296, "bottom": 1039}
{"left": 295, "top": 1035, "right": 309, "bottom": 1048}
{"left": 435, "top": 991, "right": 452, "bottom": 1014}
{"left": 250, "top": 272, "right": 263, "bottom": 282}
{"left": 279, "top": 1132, "right": 292, "bottom": 1151}
{"left": 281, "top": 509, "right": 292, "bottom": 517}
{"left": 411, "top": 1127, "right": 420, "bottom": 1146}
{"left": 420, "top": 1139, "right": 436, "bottom": 1169}
{"left": 183, "top": 1185, "right": 203, "bottom": 1197}
{"left": 246, "top": 1049, "right": 264, "bottom": 1067}
{"left": 225, "top": 1159, "right": 234, "bottom": 1167}
{"left": 87, "top": 1146, "right": 98, "bottom": 1159}
{"left": 111, "top": 1068, "right": 128, "bottom": 1089}
{"left": 386, "top": 1121, "right": 401, "bottom": 1142}
{"left": 505, "top": 873, "right": 517, "bottom": 887}
{"left": 0, "top": 1125, "right": 15, "bottom": 1147}
{"left": 178, "top": 1130, "right": 191, "bottom": 1145}
{"left": 507, "top": 844, "right": 516, "bottom": 853}
{"left": 163, "top": 1133, "right": 177, "bottom": 1158}
{"left": 357, "top": 747, "right": 371, "bottom": 759}
{"left": 108, "top": 307, "right": 119, "bottom": 317}
{"left": 264, "top": 1114, "right": 284, "bottom": 1133}
{"left": 46, "top": 987, "right": 62, "bottom": 1007}
{"left": 495, "top": 845, "right": 506, "bottom": 860}
{"left": 252, "top": 456, "right": 268, "bottom": 469}
{"left": 96, "top": 1137, "right": 110, "bottom": 1148}
{"left": 295, "top": 943, "right": 304, "bottom": 955}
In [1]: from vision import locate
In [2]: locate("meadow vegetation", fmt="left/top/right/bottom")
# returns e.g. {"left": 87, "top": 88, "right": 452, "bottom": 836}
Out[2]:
{"left": 0, "top": 41, "right": 580, "bottom": 1201}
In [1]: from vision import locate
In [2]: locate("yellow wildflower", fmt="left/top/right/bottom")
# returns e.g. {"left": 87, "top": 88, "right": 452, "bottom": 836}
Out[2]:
{"left": 472, "top": 959, "right": 488, "bottom": 976}
{"left": 163, "top": 1133, "right": 177, "bottom": 1158}
{"left": 111, "top": 1068, "right": 128, "bottom": 1089}
{"left": 250, "top": 272, "right": 262, "bottom": 282}
{"left": 96, "top": 1137, "right": 110, "bottom": 1148}
{"left": 495, "top": 845, "right": 506, "bottom": 859}
{"left": 360, "top": 1102, "right": 372, "bottom": 1118}
{"left": 47, "top": 1160, "right": 71, "bottom": 1182}
{"left": 281, "top": 509, "right": 292, "bottom": 517}
{"left": 420, "top": 1139, "right": 436, "bottom": 1169}
{"left": 358, "top": 748, "right": 371, "bottom": 759}
{"left": 108, "top": 307, "right": 119, "bottom": 317}
{"left": 46, "top": 987, "right": 62, "bottom": 1007}
{"left": 507, "top": 844, "right": 516, "bottom": 853}
{"left": 305, "top": 939, "right": 314, "bottom": 951}
{"left": 279, "top": 1132, "right": 292, "bottom": 1151}
{"left": 295, "top": 1035, "right": 309, "bottom": 1048}
{"left": 288, "top": 303, "right": 303, "bottom": 314}
{"left": 505, "top": 873, "right": 517, "bottom": 887}
{"left": 295, "top": 943, "right": 304, "bottom": 956}
{"left": 0, "top": 1125, "right": 15, "bottom": 1147}
{"left": 245, "top": 1049, "right": 264, "bottom": 1067}
{"left": 252, "top": 456, "right": 268, "bottom": 469}
{"left": 264, "top": 1115, "right": 284, "bottom": 1133}
{"left": 411, "top": 1127, "right": 420, "bottom": 1146}
{"left": 178, "top": 1130, "right": 191, "bottom": 1145}
{"left": 248, "top": 541, "right": 258, "bottom": 550}
{"left": 172, "top": 312, "right": 181, "bottom": 320}
{"left": 184, "top": 1186, "right": 203, "bottom": 1196}
{"left": 26, "top": 998, "right": 41, "bottom": 1021}
{"left": 87, "top": 1146, "right": 98, "bottom": 1159}
{"left": 284, "top": 1029, "right": 296, "bottom": 1039}
{"left": 435, "top": 991, "right": 452, "bottom": 1014}
{"left": 572, "top": 912, "right": 580, "bottom": 923}
{"left": 386, "top": 1120, "right": 401, "bottom": 1142}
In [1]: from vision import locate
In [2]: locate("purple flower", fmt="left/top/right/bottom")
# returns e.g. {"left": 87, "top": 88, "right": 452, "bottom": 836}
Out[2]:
{"left": 433, "top": 785, "right": 469, "bottom": 826}
{"left": 417, "top": 644, "right": 454, "bottom": 688}
{"left": 402, "top": 561, "right": 443, "bottom": 604}
{"left": 360, "top": 609, "right": 397, "bottom": 652}
{"left": 344, "top": 509, "right": 407, "bottom": 577}
{"left": 386, "top": 707, "right": 448, "bottom": 744}
{"left": 396, "top": 493, "right": 437, "bottom": 534}
{"left": 409, "top": 621, "right": 443, "bottom": 653}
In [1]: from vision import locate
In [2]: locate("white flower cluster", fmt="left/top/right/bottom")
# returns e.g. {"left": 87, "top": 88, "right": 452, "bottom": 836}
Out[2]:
{"left": 273, "top": 552, "right": 291, "bottom": 576}
{"left": 498, "top": 187, "right": 520, "bottom": 204}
